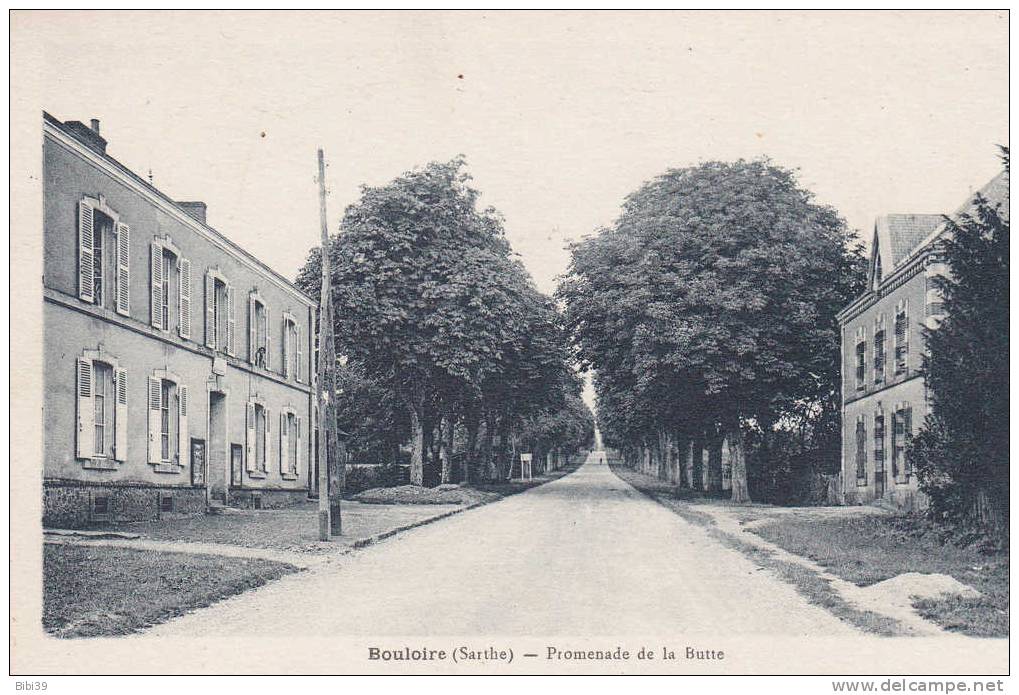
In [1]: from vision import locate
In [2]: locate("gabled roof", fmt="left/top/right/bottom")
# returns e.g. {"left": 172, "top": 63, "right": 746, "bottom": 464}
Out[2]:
{"left": 844, "top": 168, "right": 1009, "bottom": 323}
{"left": 871, "top": 214, "right": 943, "bottom": 280}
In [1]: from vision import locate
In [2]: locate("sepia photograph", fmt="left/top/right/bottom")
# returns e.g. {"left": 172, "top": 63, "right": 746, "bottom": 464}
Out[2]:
{"left": 8, "top": 9, "right": 1009, "bottom": 681}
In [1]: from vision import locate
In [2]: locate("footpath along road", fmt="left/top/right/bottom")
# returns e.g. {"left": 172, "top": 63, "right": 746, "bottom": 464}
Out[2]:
{"left": 141, "top": 452, "right": 856, "bottom": 637}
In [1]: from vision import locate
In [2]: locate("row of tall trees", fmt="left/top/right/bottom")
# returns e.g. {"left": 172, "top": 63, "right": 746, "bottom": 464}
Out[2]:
{"left": 297, "top": 158, "right": 594, "bottom": 486}
{"left": 559, "top": 160, "right": 866, "bottom": 503}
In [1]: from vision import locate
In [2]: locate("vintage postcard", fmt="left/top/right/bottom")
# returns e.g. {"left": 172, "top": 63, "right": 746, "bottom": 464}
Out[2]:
{"left": 9, "top": 9, "right": 1010, "bottom": 681}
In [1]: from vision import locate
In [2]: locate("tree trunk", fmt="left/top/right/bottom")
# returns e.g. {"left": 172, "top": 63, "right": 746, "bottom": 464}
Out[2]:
{"left": 728, "top": 422, "right": 751, "bottom": 504}
{"left": 691, "top": 432, "right": 705, "bottom": 491}
{"left": 445, "top": 412, "right": 456, "bottom": 484}
{"left": 409, "top": 407, "right": 425, "bottom": 487}
{"left": 707, "top": 429, "right": 723, "bottom": 493}
{"left": 464, "top": 416, "right": 479, "bottom": 485}
{"left": 674, "top": 431, "right": 687, "bottom": 487}
{"left": 439, "top": 416, "right": 452, "bottom": 484}
{"left": 482, "top": 410, "right": 496, "bottom": 481}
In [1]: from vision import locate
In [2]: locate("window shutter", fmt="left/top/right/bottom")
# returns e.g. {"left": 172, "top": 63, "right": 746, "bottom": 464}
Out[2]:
{"left": 903, "top": 405, "right": 913, "bottom": 478}
{"left": 78, "top": 202, "right": 95, "bottom": 303}
{"left": 179, "top": 259, "right": 192, "bottom": 339}
{"left": 264, "top": 307, "right": 272, "bottom": 370}
{"left": 150, "top": 244, "right": 163, "bottom": 329}
{"left": 264, "top": 407, "right": 272, "bottom": 472}
{"left": 114, "top": 368, "right": 128, "bottom": 462}
{"left": 280, "top": 411, "right": 290, "bottom": 474}
{"left": 245, "top": 401, "right": 256, "bottom": 471}
{"left": 115, "top": 222, "right": 130, "bottom": 315}
{"left": 248, "top": 295, "right": 257, "bottom": 364}
{"left": 178, "top": 385, "right": 189, "bottom": 467}
{"left": 281, "top": 318, "right": 290, "bottom": 379}
{"left": 205, "top": 272, "right": 216, "bottom": 348}
{"left": 296, "top": 324, "right": 303, "bottom": 383}
{"left": 76, "top": 358, "right": 94, "bottom": 458}
{"left": 295, "top": 416, "right": 302, "bottom": 476}
{"left": 147, "top": 377, "right": 162, "bottom": 464}
{"left": 226, "top": 284, "right": 236, "bottom": 356}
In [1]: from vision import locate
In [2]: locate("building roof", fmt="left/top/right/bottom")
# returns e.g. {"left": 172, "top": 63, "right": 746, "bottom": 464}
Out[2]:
{"left": 842, "top": 168, "right": 1009, "bottom": 324}
{"left": 42, "top": 111, "right": 315, "bottom": 306}
{"left": 907, "top": 170, "right": 1010, "bottom": 258}
{"left": 877, "top": 214, "right": 945, "bottom": 269}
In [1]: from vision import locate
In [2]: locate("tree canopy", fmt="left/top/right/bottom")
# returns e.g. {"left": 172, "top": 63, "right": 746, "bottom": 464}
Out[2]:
{"left": 559, "top": 159, "right": 865, "bottom": 501}
{"left": 297, "top": 158, "right": 594, "bottom": 485}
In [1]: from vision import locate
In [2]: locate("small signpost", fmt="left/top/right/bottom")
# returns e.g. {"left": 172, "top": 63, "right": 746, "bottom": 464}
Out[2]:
{"left": 520, "top": 453, "right": 533, "bottom": 481}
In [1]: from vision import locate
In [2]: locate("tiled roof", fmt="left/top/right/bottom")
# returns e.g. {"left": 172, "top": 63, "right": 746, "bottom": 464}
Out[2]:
{"left": 881, "top": 214, "right": 944, "bottom": 267}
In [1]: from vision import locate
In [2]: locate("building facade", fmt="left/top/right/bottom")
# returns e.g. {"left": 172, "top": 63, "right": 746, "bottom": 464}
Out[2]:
{"left": 838, "top": 172, "right": 1008, "bottom": 509}
{"left": 43, "top": 113, "right": 317, "bottom": 527}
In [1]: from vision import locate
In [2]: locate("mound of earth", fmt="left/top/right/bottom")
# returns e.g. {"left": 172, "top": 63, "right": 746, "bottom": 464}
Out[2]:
{"left": 862, "top": 572, "right": 981, "bottom": 610}
{"left": 352, "top": 485, "right": 499, "bottom": 506}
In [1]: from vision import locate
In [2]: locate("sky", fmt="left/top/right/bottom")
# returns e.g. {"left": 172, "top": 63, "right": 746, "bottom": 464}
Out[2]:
{"left": 17, "top": 10, "right": 1008, "bottom": 408}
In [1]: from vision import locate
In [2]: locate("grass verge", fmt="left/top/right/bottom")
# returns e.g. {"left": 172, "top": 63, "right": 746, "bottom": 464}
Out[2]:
{"left": 749, "top": 514, "right": 1008, "bottom": 638}
{"left": 44, "top": 544, "right": 299, "bottom": 638}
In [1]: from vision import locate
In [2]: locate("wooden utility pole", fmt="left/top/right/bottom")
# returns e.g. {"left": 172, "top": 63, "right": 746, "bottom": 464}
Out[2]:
{"left": 316, "top": 148, "right": 343, "bottom": 538}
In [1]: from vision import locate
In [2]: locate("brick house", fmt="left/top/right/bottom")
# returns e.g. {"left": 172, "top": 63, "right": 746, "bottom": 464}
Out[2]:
{"left": 838, "top": 171, "right": 1009, "bottom": 509}
{"left": 43, "top": 113, "right": 317, "bottom": 527}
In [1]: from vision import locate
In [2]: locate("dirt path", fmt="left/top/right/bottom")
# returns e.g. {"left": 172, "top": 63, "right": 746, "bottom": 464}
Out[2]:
{"left": 138, "top": 452, "right": 857, "bottom": 637}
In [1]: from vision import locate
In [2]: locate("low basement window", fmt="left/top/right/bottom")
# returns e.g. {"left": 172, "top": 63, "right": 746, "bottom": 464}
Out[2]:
{"left": 92, "top": 495, "right": 111, "bottom": 521}
{"left": 160, "top": 494, "right": 174, "bottom": 513}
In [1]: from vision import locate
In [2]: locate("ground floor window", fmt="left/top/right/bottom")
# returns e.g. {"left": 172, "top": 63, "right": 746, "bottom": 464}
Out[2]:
{"left": 873, "top": 412, "right": 885, "bottom": 482}
{"left": 93, "top": 362, "right": 114, "bottom": 457}
{"left": 854, "top": 418, "right": 867, "bottom": 483}
{"left": 255, "top": 403, "right": 267, "bottom": 471}
{"left": 77, "top": 352, "right": 127, "bottom": 464}
{"left": 891, "top": 404, "right": 912, "bottom": 483}
{"left": 160, "top": 379, "right": 179, "bottom": 462}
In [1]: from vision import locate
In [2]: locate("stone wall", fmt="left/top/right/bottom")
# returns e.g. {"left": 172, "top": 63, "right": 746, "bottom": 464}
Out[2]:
{"left": 43, "top": 481, "right": 207, "bottom": 528}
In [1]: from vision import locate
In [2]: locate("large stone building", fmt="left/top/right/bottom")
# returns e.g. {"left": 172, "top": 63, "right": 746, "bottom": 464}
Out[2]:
{"left": 838, "top": 170, "right": 1008, "bottom": 509}
{"left": 43, "top": 113, "right": 317, "bottom": 527}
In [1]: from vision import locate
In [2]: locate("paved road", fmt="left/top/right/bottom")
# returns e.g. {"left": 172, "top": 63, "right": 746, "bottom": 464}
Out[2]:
{"left": 146, "top": 452, "right": 855, "bottom": 637}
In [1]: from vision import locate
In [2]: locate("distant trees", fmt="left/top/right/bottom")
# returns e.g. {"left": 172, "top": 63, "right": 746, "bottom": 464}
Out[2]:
{"left": 910, "top": 152, "right": 1009, "bottom": 540}
{"left": 559, "top": 159, "right": 865, "bottom": 503}
{"left": 297, "top": 158, "right": 593, "bottom": 487}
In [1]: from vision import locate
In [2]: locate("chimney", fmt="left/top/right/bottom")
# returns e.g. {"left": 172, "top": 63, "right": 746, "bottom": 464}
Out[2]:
{"left": 63, "top": 118, "right": 107, "bottom": 154}
{"left": 177, "top": 201, "right": 207, "bottom": 225}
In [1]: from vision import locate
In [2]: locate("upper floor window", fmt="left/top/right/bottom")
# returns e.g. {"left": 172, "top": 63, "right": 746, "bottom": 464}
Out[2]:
{"left": 249, "top": 292, "right": 271, "bottom": 369}
{"left": 282, "top": 314, "right": 303, "bottom": 382}
{"left": 205, "top": 269, "right": 235, "bottom": 355}
{"left": 150, "top": 237, "right": 191, "bottom": 339}
{"left": 78, "top": 198, "right": 130, "bottom": 316}
{"left": 873, "top": 329, "right": 886, "bottom": 385}
{"left": 854, "top": 327, "right": 866, "bottom": 390}
{"left": 894, "top": 302, "right": 909, "bottom": 375}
